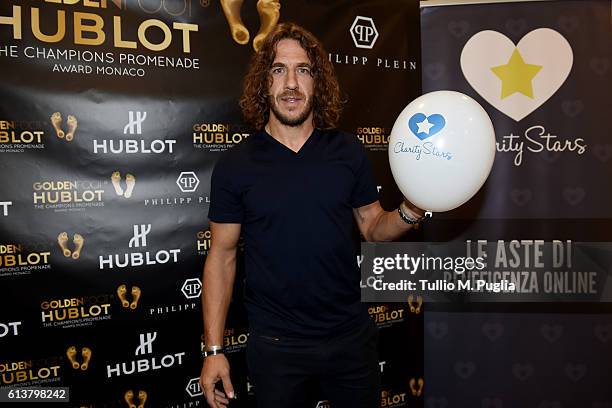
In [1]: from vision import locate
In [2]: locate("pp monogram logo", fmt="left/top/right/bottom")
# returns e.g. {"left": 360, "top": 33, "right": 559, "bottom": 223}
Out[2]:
{"left": 123, "top": 111, "right": 147, "bottom": 135}
{"left": 129, "top": 224, "right": 151, "bottom": 248}
{"left": 350, "top": 16, "right": 379, "bottom": 49}
{"left": 176, "top": 172, "right": 200, "bottom": 193}
{"left": 181, "top": 278, "right": 202, "bottom": 299}
{"left": 135, "top": 332, "right": 157, "bottom": 356}
{"left": 186, "top": 377, "right": 203, "bottom": 397}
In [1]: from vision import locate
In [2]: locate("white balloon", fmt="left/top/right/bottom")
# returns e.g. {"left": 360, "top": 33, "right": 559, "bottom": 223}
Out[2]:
{"left": 388, "top": 90, "right": 496, "bottom": 212}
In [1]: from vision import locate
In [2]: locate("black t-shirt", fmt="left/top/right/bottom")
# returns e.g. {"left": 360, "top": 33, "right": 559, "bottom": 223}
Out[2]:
{"left": 208, "top": 128, "right": 378, "bottom": 337}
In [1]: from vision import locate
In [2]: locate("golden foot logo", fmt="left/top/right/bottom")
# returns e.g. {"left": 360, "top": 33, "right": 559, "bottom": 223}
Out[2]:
{"left": 461, "top": 28, "right": 573, "bottom": 121}
{"left": 117, "top": 284, "right": 141, "bottom": 310}
{"left": 221, "top": 0, "right": 280, "bottom": 51}
{"left": 407, "top": 294, "right": 423, "bottom": 315}
{"left": 50, "top": 112, "right": 78, "bottom": 141}
{"left": 111, "top": 172, "right": 136, "bottom": 198}
{"left": 57, "top": 232, "right": 84, "bottom": 260}
{"left": 66, "top": 346, "right": 92, "bottom": 370}
{"left": 409, "top": 377, "right": 424, "bottom": 397}
{"left": 124, "top": 390, "right": 147, "bottom": 408}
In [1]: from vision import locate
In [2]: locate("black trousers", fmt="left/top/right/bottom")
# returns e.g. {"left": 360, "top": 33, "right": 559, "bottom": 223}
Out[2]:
{"left": 246, "top": 317, "right": 381, "bottom": 408}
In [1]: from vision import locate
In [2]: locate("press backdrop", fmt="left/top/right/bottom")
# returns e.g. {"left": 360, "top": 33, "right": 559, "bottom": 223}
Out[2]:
{"left": 0, "top": 1, "right": 423, "bottom": 407}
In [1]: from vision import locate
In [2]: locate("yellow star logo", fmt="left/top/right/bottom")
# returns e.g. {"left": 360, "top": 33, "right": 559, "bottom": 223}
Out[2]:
{"left": 491, "top": 48, "right": 543, "bottom": 99}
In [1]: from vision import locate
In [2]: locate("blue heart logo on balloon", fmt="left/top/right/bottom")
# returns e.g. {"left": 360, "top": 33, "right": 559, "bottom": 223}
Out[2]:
{"left": 408, "top": 113, "right": 446, "bottom": 140}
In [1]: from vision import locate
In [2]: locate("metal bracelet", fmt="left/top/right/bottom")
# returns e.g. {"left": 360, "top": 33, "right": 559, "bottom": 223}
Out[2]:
{"left": 398, "top": 207, "right": 421, "bottom": 224}
{"left": 202, "top": 346, "right": 224, "bottom": 358}
{"left": 398, "top": 202, "right": 427, "bottom": 225}
{"left": 202, "top": 345, "right": 224, "bottom": 358}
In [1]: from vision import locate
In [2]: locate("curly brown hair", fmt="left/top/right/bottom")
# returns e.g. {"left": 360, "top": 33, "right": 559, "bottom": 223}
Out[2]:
{"left": 239, "top": 22, "right": 343, "bottom": 130}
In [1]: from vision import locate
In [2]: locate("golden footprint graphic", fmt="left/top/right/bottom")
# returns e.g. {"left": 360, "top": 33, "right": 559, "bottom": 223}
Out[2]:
{"left": 409, "top": 377, "right": 424, "bottom": 397}
{"left": 407, "top": 294, "right": 423, "bottom": 314}
{"left": 137, "top": 390, "right": 147, "bottom": 408}
{"left": 221, "top": 0, "right": 250, "bottom": 45}
{"left": 117, "top": 284, "right": 129, "bottom": 308}
{"left": 66, "top": 346, "right": 92, "bottom": 370}
{"left": 124, "top": 174, "right": 136, "bottom": 198}
{"left": 81, "top": 347, "right": 92, "bottom": 371}
{"left": 253, "top": 0, "right": 280, "bottom": 51}
{"left": 66, "top": 346, "right": 80, "bottom": 369}
{"left": 51, "top": 112, "right": 65, "bottom": 138}
{"left": 414, "top": 295, "right": 423, "bottom": 314}
{"left": 124, "top": 390, "right": 136, "bottom": 408}
{"left": 58, "top": 232, "right": 84, "bottom": 259}
{"left": 72, "top": 234, "right": 84, "bottom": 260}
{"left": 117, "top": 284, "right": 142, "bottom": 309}
{"left": 58, "top": 232, "right": 71, "bottom": 257}
{"left": 65, "top": 115, "right": 78, "bottom": 142}
{"left": 130, "top": 286, "right": 141, "bottom": 310}
{"left": 111, "top": 171, "right": 124, "bottom": 196}
{"left": 111, "top": 172, "right": 136, "bottom": 198}
{"left": 407, "top": 294, "right": 415, "bottom": 312}
{"left": 221, "top": 0, "right": 281, "bottom": 51}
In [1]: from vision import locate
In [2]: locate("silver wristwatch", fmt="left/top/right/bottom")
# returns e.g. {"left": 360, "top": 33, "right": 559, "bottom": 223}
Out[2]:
{"left": 202, "top": 345, "right": 224, "bottom": 358}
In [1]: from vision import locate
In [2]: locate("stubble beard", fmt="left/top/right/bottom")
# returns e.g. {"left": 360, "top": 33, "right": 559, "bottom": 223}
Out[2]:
{"left": 269, "top": 92, "right": 314, "bottom": 127}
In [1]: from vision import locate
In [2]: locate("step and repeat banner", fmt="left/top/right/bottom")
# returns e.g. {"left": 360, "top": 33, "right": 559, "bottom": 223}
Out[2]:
{"left": 0, "top": 0, "right": 422, "bottom": 407}
{"left": 420, "top": 0, "right": 612, "bottom": 406}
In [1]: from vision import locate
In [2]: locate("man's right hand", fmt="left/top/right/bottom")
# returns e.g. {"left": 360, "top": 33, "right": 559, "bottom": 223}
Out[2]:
{"left": 200, "top": 354, "right": 235, "bottom": 408}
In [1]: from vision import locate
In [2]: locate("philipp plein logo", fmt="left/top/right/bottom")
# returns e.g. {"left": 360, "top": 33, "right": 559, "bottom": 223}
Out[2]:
{"left": 350, "top": 16, "right": 379, "bottom": 49}
{"left": 176, "top": 172, "right": 200, "bottom": 193}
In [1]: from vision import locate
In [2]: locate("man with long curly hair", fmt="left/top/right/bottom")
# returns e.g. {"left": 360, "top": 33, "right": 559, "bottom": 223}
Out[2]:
{"left": 200, "top": 22, "right": 425, "bottom": 408}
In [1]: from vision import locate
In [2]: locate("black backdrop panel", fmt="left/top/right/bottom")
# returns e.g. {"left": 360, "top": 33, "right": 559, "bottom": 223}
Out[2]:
{"left": 0, "top": 1, "right": 422, "bottom": 407}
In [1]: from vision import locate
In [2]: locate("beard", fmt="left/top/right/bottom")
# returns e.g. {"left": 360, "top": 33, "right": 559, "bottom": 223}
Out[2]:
{"left": 269, "top": 91, "right": 314, "bottom": 127}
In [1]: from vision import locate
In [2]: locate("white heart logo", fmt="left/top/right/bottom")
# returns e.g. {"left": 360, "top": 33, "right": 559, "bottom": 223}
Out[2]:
{"left": 460, "top": 28, "right": 573, "bottom": 121}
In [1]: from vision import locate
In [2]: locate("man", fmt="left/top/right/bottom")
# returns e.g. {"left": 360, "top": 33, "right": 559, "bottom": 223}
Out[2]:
{"left": 200, "top": 23, "right": 425, "bottom": 408}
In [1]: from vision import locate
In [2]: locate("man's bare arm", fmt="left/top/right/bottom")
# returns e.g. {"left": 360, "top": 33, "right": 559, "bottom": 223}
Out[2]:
{"left": 353, "top": 200, "right": 424, "bottom": 242}
{"left": 200, "top": 221, "right": 241, "bottom": 407}
{"left": 202, "top": 221, "right": 241, "bottom": 347}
